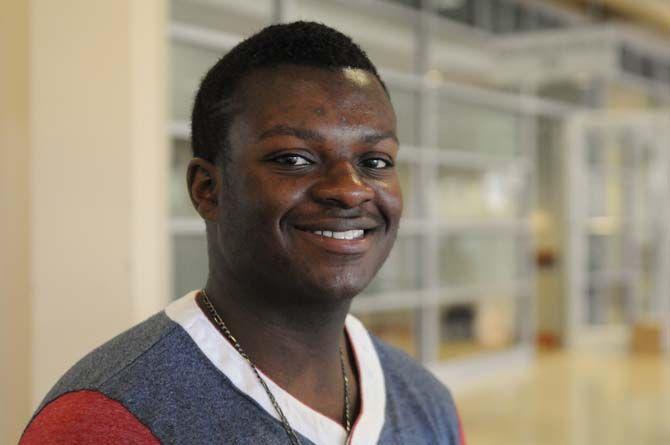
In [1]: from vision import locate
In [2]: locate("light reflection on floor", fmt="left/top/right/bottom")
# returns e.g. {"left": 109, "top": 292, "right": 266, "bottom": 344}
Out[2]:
{"left": 455, "top": 351, "right": 670, "bottom": 445}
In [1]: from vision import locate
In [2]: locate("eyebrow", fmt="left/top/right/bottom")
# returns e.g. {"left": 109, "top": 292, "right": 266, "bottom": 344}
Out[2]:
{"left": 258, "top": 125, "right": 325, "bottom": 142}
{"left": 362, "top": 131, "right": 398, "bottom": 145}
{"left": 258, "top": 124, "right": 398, "bottom": 144}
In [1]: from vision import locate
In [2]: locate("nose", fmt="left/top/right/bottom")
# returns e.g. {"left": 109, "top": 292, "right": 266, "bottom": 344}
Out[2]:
{"left": 310, "top": 161, "right": 375, "bottom": 209}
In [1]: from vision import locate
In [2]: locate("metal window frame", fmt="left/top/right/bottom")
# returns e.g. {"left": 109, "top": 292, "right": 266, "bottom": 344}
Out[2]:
{"left": 166, "top": 0, "right": 578, "bottom": 372}
{"left": 565, "top": 111, "right": 670, "bottom": 349}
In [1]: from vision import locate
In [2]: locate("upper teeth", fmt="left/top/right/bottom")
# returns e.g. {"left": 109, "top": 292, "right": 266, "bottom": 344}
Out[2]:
{"left": 312, "top": 229, "right": 365, "bottom": 240}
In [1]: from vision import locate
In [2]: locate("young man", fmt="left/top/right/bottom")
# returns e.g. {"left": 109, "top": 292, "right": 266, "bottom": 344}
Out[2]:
{"left": 22, "top": 21, "right": 466, "bottom": 444}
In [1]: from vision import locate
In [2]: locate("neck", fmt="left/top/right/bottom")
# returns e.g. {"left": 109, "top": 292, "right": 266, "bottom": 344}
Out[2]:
{"left": 202, "top": 271, "right": 353, "bottom": 388}
{"left": 201, "top": 270, "right": 361, "bottom": 427}
{"left": 205, "top": 268, "right": 360, "bottom": 423}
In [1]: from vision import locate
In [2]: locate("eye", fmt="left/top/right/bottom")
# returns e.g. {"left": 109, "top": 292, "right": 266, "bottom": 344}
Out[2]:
{"left": 361, "top": 158, "right": 393, "bottom": 169}
{"left": 272, "top": 154, "right": 313, "bottom": 166}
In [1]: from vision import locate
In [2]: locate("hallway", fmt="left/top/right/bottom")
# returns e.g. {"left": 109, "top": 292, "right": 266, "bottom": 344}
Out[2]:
{"left": 457, "top": 351, "right": 670, "bottom": 445}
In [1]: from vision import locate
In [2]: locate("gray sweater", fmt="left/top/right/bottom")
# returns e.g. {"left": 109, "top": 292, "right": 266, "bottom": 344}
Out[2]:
{"left": 28, "top": 292, "right": 464, "bottom": 444}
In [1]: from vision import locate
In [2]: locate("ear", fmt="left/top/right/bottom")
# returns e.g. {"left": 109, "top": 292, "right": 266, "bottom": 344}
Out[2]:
{"left": 187, "top": 157, "right": 220, "bottom": 222}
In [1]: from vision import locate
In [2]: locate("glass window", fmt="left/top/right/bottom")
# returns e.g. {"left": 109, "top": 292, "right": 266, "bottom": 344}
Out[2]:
{"left": 437, "top": 99, "right": 521, "bottom": 156}
{"left": 170, "top": 42, "right": 223, "bottom": 121}
{"left": 535, "top": 116, "right": 564, "bottom": 214}
{"left": 173, "top": 234, "right": 208, "bottom": 298}
{"left": 356, "top": 310, "right": 417, "bottom": 357}
{"left": 397, "top": 161, "right": 417, "bottom": 219}
{"left": 586, "top": 130, "right": 625, "bottom": 219}
{"left": 439, "top": 298, "right": 520, "bottom": 360}
{"left": 586, "top": 282, "right": 630, "bottom": 325}
{"left": 432, "top": 164, "right": 524, "bottom": 220}
{"left": 494, "top": 2, "right": 518, "bottom": 34}
{"left": 658, "top": 63, "right": 670, "bottom": 86}
{"left": 517, "top": 9, "right": 537, "bottom": 31}
{"left": 581, "top": 122, "right": 667, "bottom": 331}
{"left": 631, "top": 142, "right": 652, "bottom": 237}
{"left": 639, "top": 56, "right": 654, "bottom": 79}
{"left": 588, "top": 234, "right": 624, "bottom": 273}
{"left": 434, "top": 0, "right": 474, "bottom": 26}
{"left": 537, "top": 81, "right": 591, "bottom": 105}
{"left": 472, "top": 0, "right": 495, "bottom": 32}
{"left": 637, "top": 245, "right": 655, "bottom": 316}
{"left": 619, "top": 45, "right": 640, "bottom": 76}
{"left": 631, "top": 143, "right": 656, "bottom": 317}
{"left": 384, "top": 0, "right": 420, "bottom": 9}
{"left": 170, "top": 139, "right": 198, "bottom": 218}
{"left": 439, "top": 233, "right": 522, "bottom": 287}
{"left": 388, "top": 86, "right": 419, "bottom": 146}
{"left": 535, "top": 13, "right": 560, "bottom": 30}
{"left": 363, "top": 235, "right": 423, "bottom": 294}
{"left": 171, "top": 0, "right": 272, "bottom": 36}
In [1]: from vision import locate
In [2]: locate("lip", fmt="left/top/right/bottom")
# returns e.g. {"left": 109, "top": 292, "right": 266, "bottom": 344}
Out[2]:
{"left": 293, "top": 227, "right": 375, "bottom": 255}
{"left": 294, "top": 218, "right": 380, "bottom": 233}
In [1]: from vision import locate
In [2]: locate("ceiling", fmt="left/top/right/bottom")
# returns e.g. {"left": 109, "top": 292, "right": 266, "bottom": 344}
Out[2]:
{"left": 553, "top": 0, "right": 670, "bottom": 33}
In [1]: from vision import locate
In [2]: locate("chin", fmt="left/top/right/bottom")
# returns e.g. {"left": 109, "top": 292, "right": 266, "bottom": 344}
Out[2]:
{"left": 306, "top": 271, "right": 373, "bottom": 302}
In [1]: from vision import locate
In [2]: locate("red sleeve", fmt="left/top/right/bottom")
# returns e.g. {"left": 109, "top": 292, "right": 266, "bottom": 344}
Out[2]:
{"left": 21, "top": 390, "right": 160, "bottom": 444}
{"left": 457, "top": 409, "right": 467, "bottom": 445}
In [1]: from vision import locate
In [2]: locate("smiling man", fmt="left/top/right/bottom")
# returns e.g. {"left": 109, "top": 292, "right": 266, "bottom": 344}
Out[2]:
{"left": 21, "top": 22, "right": 465, "bottom": 445}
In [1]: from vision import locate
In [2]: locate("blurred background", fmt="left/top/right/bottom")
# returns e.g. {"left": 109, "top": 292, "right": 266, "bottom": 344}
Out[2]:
{"left": 2, "top": 0, "right": 670, "bottom": 443}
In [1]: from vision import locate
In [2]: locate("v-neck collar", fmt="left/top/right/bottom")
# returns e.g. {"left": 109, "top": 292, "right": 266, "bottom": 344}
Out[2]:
{"left": 165, "top": 291, "right": 386, "bottom": 445}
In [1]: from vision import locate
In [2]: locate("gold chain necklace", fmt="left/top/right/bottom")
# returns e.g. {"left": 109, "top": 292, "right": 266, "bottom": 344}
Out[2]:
{"left": 199, "top": 290, "right": 352, "bottom": 445}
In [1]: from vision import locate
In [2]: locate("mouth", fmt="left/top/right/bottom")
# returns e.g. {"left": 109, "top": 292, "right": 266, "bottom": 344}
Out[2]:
{"left": 293, "top": 226, "right": 377, "bottom": 255}
{"left": 308, "top": 229, "right": 366, "bottom": 240}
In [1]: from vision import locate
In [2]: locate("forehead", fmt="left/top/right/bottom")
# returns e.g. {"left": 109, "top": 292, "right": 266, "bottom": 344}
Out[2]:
{"left": 231, "top": 65, "right": 396, "bottom": 133}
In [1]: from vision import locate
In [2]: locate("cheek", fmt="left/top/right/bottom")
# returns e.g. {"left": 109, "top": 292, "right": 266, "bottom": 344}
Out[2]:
{"left": 377, "top": 179, "right": 403, "bottom": 223}
{"left": 227, "top": 173, "right": 307, "bottom": 239}
{"left": 256, "top": 178, "right": 306, "bottom": 224}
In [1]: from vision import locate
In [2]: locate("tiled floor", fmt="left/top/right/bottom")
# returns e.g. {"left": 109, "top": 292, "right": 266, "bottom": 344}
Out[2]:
{"left": 456, "top": 351, "right": 670, "bottom": 445}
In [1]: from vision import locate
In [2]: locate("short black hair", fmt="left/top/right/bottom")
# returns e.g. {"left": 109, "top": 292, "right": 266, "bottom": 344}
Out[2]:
{"left": 191, "top": 21, "right": 387, "bottom": 164}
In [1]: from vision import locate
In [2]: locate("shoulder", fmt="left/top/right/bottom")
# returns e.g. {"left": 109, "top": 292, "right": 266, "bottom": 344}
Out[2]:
{"left": 372, "top": 336, "right": 455, "bottom": 405}
{"left": 36, "top": 312, "right": 180, "bottom": 413}
{"left": 369, "top": 335, "right": 466, "bottom": 444}
{"left": 20, "top": 390, "right": 160, "bottom": 444}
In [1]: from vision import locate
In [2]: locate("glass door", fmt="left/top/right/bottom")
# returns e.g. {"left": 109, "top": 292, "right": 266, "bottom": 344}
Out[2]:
{"left": 565, "top": 113, "right": 670, "bottom": 346}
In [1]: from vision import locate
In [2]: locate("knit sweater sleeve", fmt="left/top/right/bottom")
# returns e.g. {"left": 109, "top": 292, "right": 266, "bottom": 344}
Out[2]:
{"left": 457, "top": 409, "right": 467, "bottom": 445}
{"left": 20, "top": 390, "right": 160, "bottom": 444}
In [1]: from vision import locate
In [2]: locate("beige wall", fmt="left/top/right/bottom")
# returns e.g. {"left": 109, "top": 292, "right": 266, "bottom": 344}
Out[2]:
{"left": 0, "top": 0, "right": 31, "bottom": 442}
{"left": 1, "top": 1, "right": 168, "bottom": 440}
{"left": 30, "top": 0, "right": 169, "bottom": 406}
